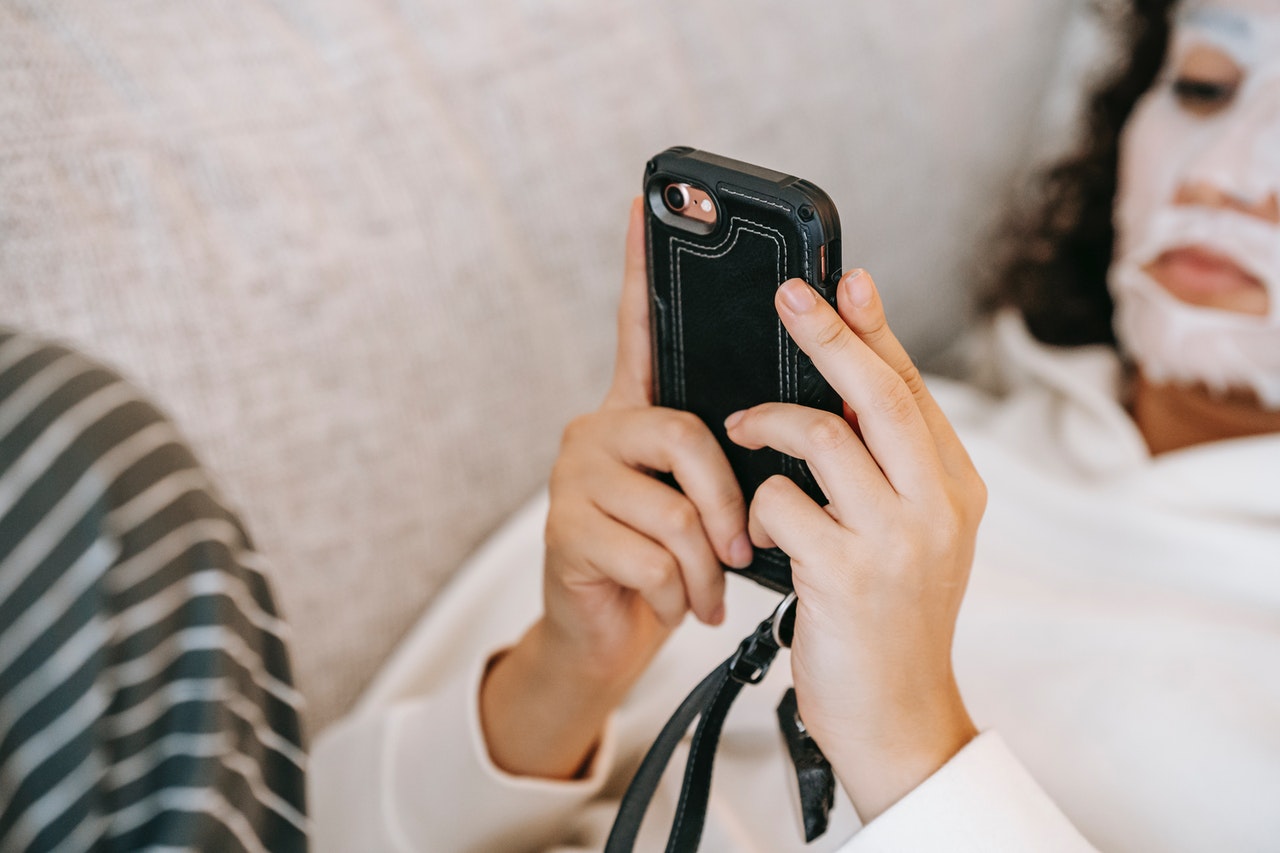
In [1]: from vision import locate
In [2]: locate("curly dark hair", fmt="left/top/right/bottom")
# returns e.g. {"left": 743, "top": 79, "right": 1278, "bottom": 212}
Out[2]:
{"left": 986, "top": 0, "right": 1180, "bottom": 347}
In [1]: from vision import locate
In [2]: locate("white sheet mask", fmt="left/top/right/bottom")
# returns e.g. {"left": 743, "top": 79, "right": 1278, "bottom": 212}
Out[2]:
{"left": 1110, "top": 0, "right": 1280, "bottom": 407}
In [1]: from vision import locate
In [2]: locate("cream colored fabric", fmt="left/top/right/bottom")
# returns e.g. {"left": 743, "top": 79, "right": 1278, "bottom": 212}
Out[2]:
{"left": 1, "top": 0, "right": 1082, "bottom": 729}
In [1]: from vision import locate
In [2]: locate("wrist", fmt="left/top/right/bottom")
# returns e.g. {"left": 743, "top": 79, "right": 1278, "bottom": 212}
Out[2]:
{"left": 478, "top": 620, "right": 629, "bottom": 780}
{"left": 525, "top": 618, "right": 643, "bottom": 705}
{"left": 821, "top": 681, "right": 978, "bottom": 823}
{"left": 539, "top": 587, "right": 672, "bottom": 694}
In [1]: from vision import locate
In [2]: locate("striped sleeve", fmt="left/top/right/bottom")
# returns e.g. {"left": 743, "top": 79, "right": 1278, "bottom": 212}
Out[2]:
{"left": 0, "top": 329, "right": 308, "bottom": 853}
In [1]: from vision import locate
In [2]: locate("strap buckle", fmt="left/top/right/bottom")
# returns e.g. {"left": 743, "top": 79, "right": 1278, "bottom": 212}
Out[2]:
{"left": 728, "top": 592, "right": 796, "bottom": 684}
{"left": 728, "top": 627, "right": 775, "bottom": 684}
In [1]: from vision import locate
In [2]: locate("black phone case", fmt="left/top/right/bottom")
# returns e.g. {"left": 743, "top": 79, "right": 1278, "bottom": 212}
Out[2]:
{"left": 645, "top": 147, "right": 843, "bottom": 592}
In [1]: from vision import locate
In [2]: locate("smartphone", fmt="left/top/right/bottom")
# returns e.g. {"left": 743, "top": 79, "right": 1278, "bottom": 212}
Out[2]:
{"left": 644, "top": 146, "right": 843, "bottom": 593}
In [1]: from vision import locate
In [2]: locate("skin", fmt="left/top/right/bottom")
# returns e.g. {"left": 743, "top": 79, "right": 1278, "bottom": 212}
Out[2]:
{"left": 1134, "top": 373, "right": 1280, "bottom": 453}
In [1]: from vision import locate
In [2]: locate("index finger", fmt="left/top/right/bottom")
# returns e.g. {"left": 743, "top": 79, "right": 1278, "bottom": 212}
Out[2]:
{"left": 775, "top": 278, "right": 942, "bottom": 496}
{"left": 836, "top": 270, "right": 972, "bottom": 478}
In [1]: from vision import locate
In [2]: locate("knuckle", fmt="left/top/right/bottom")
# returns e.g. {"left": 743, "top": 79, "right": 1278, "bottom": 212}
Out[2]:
{"left": 640, "top": 552, "right": 679, "bottom": 590}
{"left": 860, "top": 313, "right": 892, "bottom": 345}
{"left": 870, "top": 371, "right": 916, "bottom": 423}
{"left": 660, "top": 410, "right": 704, "bottom": 448}
{"left": 660, "top": 498, "right": 702, "bottom": 536}
{"left": 559, "top": 413, "right": 596, "bottom": 450}
{"left": 941, "top": 464, "right": 988, "bottom": 527}
{"left": 803, "top": 414, "right": 851, "bottom": 454}
{"left": 753, "top": 474, "right": 792, "bottom": 507}
{"left": 898, "top": 360, "right": 928, "bottom": 399}
{"left": 814, "top": 319, "right": 851, "bottom": 353}
{"left": 967, "top": 470, "right": 989, "bottom": 517}
{"left": 656, "top": 601, "right": 688, "bottom": 628}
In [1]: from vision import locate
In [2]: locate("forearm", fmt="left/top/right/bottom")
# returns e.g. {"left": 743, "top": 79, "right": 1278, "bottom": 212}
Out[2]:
{"left": 479, "top": 619, "right": 632, "bottom": 780}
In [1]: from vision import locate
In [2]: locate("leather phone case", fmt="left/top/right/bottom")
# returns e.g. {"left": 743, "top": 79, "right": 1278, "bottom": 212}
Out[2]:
{"left": 645, "top": 147, "right": 843, "bottom": 592}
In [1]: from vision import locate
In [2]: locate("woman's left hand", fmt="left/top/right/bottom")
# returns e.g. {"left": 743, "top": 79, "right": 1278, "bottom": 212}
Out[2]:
{"left": 724, "top": 269, "right": 986, "bottom": 823}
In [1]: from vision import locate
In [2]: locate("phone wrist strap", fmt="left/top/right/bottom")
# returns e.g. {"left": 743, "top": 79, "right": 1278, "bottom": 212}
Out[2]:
{"left": 604, "top": 595, "right": 836, "bottom": 852}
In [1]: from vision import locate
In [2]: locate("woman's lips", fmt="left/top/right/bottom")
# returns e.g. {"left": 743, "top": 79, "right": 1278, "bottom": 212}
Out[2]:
{"left": 1143, "top": 246, "right": 1270, "bottom": 315}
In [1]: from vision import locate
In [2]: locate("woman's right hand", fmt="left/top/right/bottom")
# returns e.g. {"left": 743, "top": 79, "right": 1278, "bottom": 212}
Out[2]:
{"left": 479, "top": 198, "right": 750, "bottom": 779}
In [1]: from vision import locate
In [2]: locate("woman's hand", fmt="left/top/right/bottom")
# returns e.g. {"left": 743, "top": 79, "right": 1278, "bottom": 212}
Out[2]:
{"left": 725, "top": 270, "right": 986, "bottom": 823}
{"left": 479, "top": 199, "right": 751, "bottom": 779}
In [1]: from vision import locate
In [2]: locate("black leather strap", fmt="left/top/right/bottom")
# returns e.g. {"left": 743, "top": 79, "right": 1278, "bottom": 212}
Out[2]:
{"left": 606, "top": 597, "right": 832, "bottom": 852}
{"left": 605, "top": 615, "right": 779, "bottom": 853}
{"left": 603, "top": 663, "right": 729, "bottom": 852}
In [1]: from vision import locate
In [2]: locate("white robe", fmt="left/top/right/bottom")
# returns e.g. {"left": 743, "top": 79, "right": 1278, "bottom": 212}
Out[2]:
{"left": 310, "top": 314, "right": 1280, "bottom": 852}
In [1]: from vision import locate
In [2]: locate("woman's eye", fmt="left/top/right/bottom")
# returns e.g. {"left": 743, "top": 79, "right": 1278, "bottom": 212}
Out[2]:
{"left": 1169, "top": 44, "right": 1243, "bottom": 116}
{"left": 1172, "top": 76, "right": 1237, "bottom": 115}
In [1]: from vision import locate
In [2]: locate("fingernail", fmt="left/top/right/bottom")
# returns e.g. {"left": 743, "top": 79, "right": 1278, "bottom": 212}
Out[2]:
{"left": 780, "top": 279, "right": 817, "bottom": 313}
{"left": 728, "top": 532, "right": 753, "bottom": 568}
{"left": 724, "top": 410, "right": 745, "bottom": 431}
{"left": 709, "top": 603, "right": 726, "bottom": 626}
{"left": 845, "top": 269, "right": 874, "bottom": 307}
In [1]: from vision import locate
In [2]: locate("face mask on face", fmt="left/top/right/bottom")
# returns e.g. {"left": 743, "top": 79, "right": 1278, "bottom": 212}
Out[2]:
{"left": 1109, "top": 0, "right": 1280, "bottom": 407}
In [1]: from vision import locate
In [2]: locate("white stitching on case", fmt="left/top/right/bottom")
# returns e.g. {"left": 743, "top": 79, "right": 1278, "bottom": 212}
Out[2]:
{"left": 718, "top": 187, "right": 811, "bottom": 279}
{"left": 668, "top": 216, "right": 787, "bottom": 410}
{"left": 717, "top": 187, "right": 814, "bottom": 480}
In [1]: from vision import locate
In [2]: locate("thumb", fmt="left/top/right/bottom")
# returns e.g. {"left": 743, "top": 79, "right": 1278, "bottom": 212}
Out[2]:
{"left": 605, "top": 196, "right": 652, "bottom": 407}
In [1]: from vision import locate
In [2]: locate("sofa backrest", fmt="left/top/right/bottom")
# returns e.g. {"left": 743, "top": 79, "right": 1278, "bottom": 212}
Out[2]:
{"left": 1, "top": 0, "right": 1093, "bottom": 729}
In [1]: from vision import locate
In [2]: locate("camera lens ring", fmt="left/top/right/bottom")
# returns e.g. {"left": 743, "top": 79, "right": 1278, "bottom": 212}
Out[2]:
{"left": 663, "top": 183, "right": 689, "bottom": 213}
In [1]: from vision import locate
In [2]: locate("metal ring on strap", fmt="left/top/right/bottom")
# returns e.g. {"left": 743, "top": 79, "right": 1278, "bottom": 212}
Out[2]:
{"left": 771, "top": 591, "right": 798, "bottom": 649}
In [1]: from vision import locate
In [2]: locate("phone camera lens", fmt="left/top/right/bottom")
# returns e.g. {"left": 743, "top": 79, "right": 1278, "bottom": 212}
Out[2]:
{"left": 663, "top": 184, "right": 689, "bottom": 212}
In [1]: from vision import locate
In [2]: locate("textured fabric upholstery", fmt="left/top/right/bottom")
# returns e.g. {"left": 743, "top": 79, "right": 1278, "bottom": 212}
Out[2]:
{"left": 0, "top": 0, "right": 1088, "bottom": 730}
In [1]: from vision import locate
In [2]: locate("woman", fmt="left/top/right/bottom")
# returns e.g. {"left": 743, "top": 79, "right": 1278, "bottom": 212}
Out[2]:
{"left": 312, "top": 0, "right": 1280, "bottom": 849}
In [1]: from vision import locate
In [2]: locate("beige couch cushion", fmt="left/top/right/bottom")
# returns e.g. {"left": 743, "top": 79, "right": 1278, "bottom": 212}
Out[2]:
{"left": 1, "top": 0, "right": 1083, "bottom": 731}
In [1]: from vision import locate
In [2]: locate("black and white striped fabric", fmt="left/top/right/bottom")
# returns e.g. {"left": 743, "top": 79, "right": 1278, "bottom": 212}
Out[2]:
{"left": 0, "top": 330, "right": 307, "bottom": 852}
